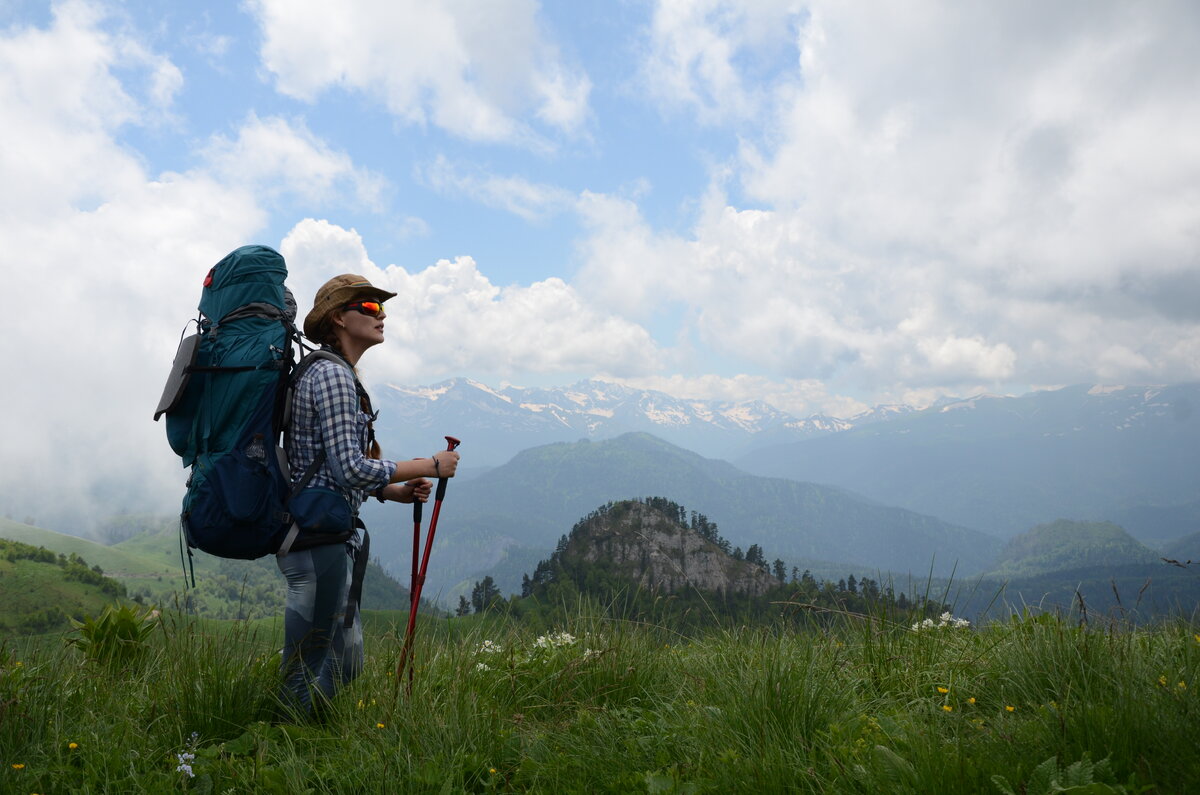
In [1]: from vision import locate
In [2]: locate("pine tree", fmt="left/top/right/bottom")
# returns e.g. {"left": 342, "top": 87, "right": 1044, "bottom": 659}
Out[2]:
{"left": 471, "top": 576, "right": 501, "bottom": 613}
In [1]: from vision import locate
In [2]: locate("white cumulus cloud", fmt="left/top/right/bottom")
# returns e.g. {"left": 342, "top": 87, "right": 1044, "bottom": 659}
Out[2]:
{"left": 280, "top": 219, "right": 664, "bottom": 384}
{"left": 248, "top": 0, "right": 591, "bottom": 145}
{"left": 590, "top": 0, "right": 1200, "bottom": 396}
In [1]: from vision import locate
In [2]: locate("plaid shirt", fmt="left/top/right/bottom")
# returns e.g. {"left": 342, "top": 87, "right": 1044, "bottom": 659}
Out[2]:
{"left": 287, "top": 356, "right": 395, "bottom": 518}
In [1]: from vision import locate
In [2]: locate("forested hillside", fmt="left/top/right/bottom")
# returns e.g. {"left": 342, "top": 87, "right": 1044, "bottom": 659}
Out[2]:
{"left": 987, "top": 519, "right": 1160, "bottom": 578}
{"left": 0, "top": 538, "right": 127, "bottom": 634}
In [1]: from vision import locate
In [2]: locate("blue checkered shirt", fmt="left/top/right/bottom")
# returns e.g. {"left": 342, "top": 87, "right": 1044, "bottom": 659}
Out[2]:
{"left": 287, "top": 357, "right": 395, "bottom": 519}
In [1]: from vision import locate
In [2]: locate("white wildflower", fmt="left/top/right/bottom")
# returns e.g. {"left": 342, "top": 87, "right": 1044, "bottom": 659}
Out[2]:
{"left": 911, "top": 613, "right": 971, "bottom": 632}
{"left": 176, "top": 752, "right": 196, "bottom": 778}
{"left": 534, "top": 631, "right": 577, "bottom": 649}
{"left": 475, "top": 662, "right": 491, "bottom": 672}
{"left": 477, "top": 640, "right": 503, "bottom": 654}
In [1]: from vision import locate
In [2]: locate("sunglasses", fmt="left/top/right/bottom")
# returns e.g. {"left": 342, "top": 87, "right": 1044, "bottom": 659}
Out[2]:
{"left": 343, "top": 300, "right": 384, "bottom": 317}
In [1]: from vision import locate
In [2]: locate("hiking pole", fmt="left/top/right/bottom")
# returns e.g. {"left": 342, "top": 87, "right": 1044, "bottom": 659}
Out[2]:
{"left": 395, "top": 435, "right": 460, "bottom": 694}
{"left": 410, "top": 492, "right": 422, "bottom": 620}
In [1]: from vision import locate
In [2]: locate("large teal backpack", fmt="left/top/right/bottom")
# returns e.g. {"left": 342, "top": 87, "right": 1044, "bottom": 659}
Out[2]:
{"left": 155, "top": 245, "right": 306, "bottom": 560}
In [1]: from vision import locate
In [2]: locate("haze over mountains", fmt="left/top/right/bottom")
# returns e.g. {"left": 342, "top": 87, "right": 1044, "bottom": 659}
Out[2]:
{"left": 739, "top": 384, "right": 1200, "bottom": 539}
{"left": 5, "top": 379, "right": 1197, "bottom": 616}
{"left": 374, "top": 380, "right": 1200, "bottom": 536}
{"left": 360, "top": 380, "right": 1200, "bottom": 602}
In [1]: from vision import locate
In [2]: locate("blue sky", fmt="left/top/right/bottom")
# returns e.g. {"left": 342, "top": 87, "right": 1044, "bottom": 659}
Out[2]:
{"left": 2, "top": 0, "right": 1200, "bottom": 524}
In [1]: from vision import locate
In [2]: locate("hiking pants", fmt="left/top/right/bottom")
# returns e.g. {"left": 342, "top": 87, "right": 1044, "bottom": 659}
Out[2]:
{"left": 276, "top": 542, "right": 364, "bottom": 714}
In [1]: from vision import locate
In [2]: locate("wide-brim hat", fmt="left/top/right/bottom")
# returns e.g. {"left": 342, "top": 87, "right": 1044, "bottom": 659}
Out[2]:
{"left": 303, "top": 274, "right": 397, "bottom": 342}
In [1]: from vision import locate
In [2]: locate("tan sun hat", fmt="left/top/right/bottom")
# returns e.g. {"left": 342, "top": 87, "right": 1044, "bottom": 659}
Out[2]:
{"left": 302, "top": 274, "right": 397, "bottom": 342}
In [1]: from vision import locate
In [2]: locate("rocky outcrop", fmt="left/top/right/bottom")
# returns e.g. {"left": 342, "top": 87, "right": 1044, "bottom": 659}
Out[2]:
{"left": 563, "top": 501, "right": 778, "bottom": 597}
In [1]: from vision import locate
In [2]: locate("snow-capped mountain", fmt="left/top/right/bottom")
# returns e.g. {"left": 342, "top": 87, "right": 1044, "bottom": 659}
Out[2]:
{"left": 373, "top": 378, "right": 856, "bottom": 465}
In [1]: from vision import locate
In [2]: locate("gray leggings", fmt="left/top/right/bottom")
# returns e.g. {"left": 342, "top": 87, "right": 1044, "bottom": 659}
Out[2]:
{"left": 276, "top": 542, "right": 364, "bottom": 714}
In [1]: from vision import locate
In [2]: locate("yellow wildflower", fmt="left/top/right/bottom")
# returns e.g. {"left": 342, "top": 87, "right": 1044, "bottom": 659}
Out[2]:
{"left": 68, "top": 742, "right": 78, "bottom": 750}
{"left": 1178, "top": 681, "right": 1187, "bottom": 690}
{"left": 1159, "top": 675, "right": 1168, "bottom": 686}
{"left": 489, "top": 768, "right": 497, "bottom": 774}
{"left": 937, "top": 686, "right": 949, "bottom": 694}
{"left": 1005, "top": 705, "right": 1015, "bottom": 712}
{"left": 942, "top": 705, "right": 953, "bottom": 712}
{"left": 11, "top": 764, "right": 24, "bottom": 769}
{"left": 1193, "top": 634, "right": 1200, "bottom": 644}
{"left": 967, "top": 697, "right": 976, "bottom": 704}
{"left": 376, "top": 723, "right": 385, "bottom": 729}
{"left": 357, "top": 700, "right": 364, "bottom": 710}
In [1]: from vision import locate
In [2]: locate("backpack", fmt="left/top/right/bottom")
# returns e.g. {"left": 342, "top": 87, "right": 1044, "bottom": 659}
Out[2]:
{"left": 155, "top": 244, "right": 345, "bottom": 562}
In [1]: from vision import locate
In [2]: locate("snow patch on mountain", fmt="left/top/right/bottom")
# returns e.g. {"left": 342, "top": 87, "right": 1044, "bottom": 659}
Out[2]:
{"left": 387, "top": 383, "right": 454, "bottom": 400}
{"left": 466, "top": 379, "right": 513, "bottom": 403}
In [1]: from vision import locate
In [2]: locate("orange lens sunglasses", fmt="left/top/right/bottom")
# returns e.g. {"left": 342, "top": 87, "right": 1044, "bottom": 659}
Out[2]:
{"left": 344, "top": 300, "right": 384, "bottom": 317}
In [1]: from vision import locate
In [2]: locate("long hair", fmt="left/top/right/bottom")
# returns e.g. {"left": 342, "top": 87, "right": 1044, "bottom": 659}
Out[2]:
{"left": 319, "top": 327, "right": 383, "bottom": 461}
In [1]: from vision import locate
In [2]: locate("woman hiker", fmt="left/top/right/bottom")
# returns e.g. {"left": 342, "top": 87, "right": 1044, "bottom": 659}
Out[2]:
{"left": 279, "top": 273, "right": 460, "bottom": 716}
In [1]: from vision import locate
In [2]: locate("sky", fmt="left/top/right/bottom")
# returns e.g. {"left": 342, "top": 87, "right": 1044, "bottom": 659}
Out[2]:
{"left": 2, "top": 0, "right": 1199, "bottom": 530}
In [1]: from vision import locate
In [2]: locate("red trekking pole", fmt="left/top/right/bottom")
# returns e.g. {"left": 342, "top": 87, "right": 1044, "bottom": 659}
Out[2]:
{"left": 395, "top": 435, "right": 460, "bottom": 693}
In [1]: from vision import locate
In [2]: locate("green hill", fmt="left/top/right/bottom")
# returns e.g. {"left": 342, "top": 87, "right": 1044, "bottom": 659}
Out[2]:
{"left": 986, "top": 519, "right": 1159, "bottom": 579}
{"left": 0, "top": 518, "right": 166, "bottom": 576}
{"left": 0, "top": 537, "right": 129, "bottom": 634}
{"left": 1, "top": 518, "right": 421, "bottom": 624}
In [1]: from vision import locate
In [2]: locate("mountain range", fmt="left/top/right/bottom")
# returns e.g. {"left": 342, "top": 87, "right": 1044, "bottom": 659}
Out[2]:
{"left": 358, "top": 432, "right": 1000, "bottom": 603}
{"left": 372, "top": 377, "right": 909, "bottom": 465}
{"left": 371, "top": 379, "right": 1200, "bottom": 540}
{"left": 738, "top": 383, "right": 1200, "bottom": 539}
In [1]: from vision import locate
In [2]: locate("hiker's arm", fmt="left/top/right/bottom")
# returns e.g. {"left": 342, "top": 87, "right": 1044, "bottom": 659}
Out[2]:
{"left": 386, "top": 450, "right": 459, "bottom": 483}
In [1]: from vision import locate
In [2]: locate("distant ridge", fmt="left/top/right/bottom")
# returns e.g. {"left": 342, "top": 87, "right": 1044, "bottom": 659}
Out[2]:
{"left": 739, "top": 383, "right": 1200, "bottom": 538}
{"left": 986, "top": 519, "right": 1159, "bottom": 579}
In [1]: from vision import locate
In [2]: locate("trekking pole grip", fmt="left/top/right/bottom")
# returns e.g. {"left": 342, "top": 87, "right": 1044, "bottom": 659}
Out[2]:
{"left": 435, "top": 436, "right": 460, "bottom": 500}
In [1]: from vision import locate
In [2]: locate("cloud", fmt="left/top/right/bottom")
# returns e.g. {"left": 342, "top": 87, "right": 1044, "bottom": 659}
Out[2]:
{"left": 420, "top": 155, "right": 576, "bottom": 222}
{"left": 247, "top": 0, "right": 591, "bottom": 144}
{"left": 280, "top": 219, "right": 664, "bottom": 382}
{"left": 0, "top": 5, "right": 394, "bottom": 531}
{"left": 201, "top": 113, "right": 387, "bottom": 209}
{"left": 586, "top": 0, "right": 1200, "bottom": 393}
{"left": 639, "top": 0, "right": 803, "bottom": 124}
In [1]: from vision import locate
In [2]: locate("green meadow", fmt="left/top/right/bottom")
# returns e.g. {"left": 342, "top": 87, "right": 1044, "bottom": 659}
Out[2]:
{"left": 2, "top": 603, "right": 1198, "bottom": 793}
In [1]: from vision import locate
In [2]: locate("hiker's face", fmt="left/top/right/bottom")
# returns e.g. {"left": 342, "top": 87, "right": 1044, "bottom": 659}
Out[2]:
{"left": 338, "top": 300, "right": 386, "bottom": 348}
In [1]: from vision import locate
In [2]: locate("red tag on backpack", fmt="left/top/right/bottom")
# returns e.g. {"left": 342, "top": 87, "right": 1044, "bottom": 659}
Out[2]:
{"left": 203, "top": 267, "right": 215, "bottom": 287}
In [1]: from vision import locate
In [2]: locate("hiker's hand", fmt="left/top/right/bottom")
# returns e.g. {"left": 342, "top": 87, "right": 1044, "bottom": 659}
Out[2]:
{"left": 431, "top": 450, "right": 459, "bottom": 478}
{"left": 406, "top": 478, "right": 432, "bottom": 503}
{"left": 382, "top": 480, "right": 431, "bottom": 503}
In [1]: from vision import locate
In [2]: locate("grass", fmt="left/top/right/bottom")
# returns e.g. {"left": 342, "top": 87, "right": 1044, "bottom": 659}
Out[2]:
{"left": 1, "top": 605, "right": 1198, "bottom": 793}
